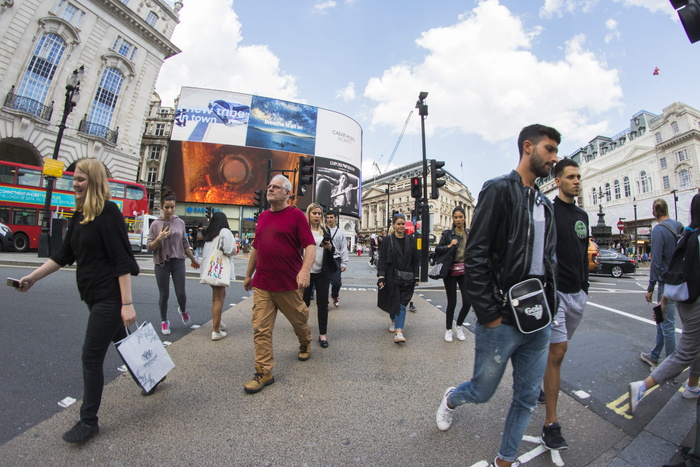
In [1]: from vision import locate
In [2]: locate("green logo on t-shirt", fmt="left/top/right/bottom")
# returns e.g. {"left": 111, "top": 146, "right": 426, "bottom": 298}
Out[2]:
{"left": 574, "top": 220, "right": 587, "bottom": 239}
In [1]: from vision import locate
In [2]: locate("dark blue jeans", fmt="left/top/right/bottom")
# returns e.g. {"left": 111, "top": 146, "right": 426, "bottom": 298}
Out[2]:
{"left": 80, "top": 300, "right": 126, "bottom": 425}
{"left": 330, "top": 257, "right": 342, "bottom": 299}
{"left": 303, "top": 272, "right": 330, "bottom": 335}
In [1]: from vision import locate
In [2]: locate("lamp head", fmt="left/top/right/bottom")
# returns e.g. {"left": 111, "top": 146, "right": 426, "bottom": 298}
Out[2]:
{"left": 418, "top": 91, "right": 428, "bottom": 100}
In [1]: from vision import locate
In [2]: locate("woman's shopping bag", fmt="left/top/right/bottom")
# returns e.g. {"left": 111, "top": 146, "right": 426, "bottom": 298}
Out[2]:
{"left": 200, "top": 236, "right": 231, "bottom": 287}
{"left": 115, "top": 322, "right": 175, "bottom": 393}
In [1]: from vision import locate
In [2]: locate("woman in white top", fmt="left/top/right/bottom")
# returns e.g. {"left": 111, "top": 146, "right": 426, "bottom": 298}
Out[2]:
{"left": 200, "top": 212, "right": 235, "bottom": 341}
{"left": 302, "top": 203, "right": 336, "bottom": 348}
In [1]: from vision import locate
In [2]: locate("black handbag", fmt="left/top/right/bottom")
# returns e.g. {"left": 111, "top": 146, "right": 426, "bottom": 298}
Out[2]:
{"left": 396, "top": 270, "right": 414, "bottom": 287}
{"left": 506, "top": 278, "right": 552, "bottom": 334}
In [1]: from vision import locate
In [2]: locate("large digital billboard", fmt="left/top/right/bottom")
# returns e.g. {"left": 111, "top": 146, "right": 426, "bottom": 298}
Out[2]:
{"left": 164, "top": 87, "right": 363, "bottom": 217}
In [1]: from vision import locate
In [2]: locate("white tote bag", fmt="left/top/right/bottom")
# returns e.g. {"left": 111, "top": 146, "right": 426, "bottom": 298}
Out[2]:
{"left": 200, "top": 235, "right": 232, "bottom": 287}
{"left": 115, "top": 322, "right": 175, "bottom": 393}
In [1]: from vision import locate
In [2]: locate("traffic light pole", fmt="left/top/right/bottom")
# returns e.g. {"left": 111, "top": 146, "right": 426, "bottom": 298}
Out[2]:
{"left": 416, "top": 92, "right": 429, "bottom": 282}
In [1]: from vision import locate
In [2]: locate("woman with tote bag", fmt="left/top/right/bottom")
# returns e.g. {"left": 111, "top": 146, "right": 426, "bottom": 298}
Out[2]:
{"left": 200, "top": 212, "right": 236, "bottom": 340}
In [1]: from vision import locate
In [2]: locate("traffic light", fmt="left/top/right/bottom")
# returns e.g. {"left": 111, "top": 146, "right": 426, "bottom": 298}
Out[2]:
{"left": 253, "top": 189, "right": 263, "bottom": 208}
{"left": 430, "top": 160, "right": 446, "bottom": 199}
{"left": 411, "top": 177, "right": 422, "bottom": 198}
{"left": 670, "top": 0, "right": 700, "bottom": 43}
{"left": 253, "top": 211, "right": 259, "bottom": 222}
{"left": 205, "top": 206, "right": 212, "bottom": 219}
{"left": 298, "top": 156, "right": 314, "bottom": 196}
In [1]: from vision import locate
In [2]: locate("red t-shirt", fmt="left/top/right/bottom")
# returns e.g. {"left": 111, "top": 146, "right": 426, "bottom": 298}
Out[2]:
{"left": 251, "top": 206, "right": 315, "bottom": 291}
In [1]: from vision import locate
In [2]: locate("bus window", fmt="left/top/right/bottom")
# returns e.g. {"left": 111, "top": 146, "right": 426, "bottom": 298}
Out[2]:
{"left": 16, "top": 168, "right": 41, "bottom": 187}
{"left": 109, "top": 181, "right": 125, "bottom": 199}
{"left": 13, "top": 208, "right": 38, "bottom": 226}
{"left": 54, "top": 175, "right": 74, "bottom": 191}
{"left": 0, "top": 164, "right": 14, "bottom": 184}
{"left": 126, "top": 185, "right": 144, "bottom": 200}
{"left": 0, "top": 206, "right": 10, "bottom": 223}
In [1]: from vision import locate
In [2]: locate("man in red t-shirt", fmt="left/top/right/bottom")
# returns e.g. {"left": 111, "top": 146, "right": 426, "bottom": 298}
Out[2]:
{"left": 243, "top": 174, "right": 316, "bottom": 394}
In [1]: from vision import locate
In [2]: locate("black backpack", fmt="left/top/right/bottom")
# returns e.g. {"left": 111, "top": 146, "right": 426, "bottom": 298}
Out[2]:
{"left": 663, "top": 229, "right": 700, "bottom": 304}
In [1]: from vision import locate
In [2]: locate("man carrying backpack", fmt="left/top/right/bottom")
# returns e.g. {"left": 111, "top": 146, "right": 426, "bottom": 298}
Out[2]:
{"left": 640, "top": 199, "right": 684, "bottom": 369}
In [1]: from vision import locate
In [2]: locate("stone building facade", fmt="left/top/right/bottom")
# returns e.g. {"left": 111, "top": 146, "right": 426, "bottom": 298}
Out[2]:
{"left": 0, "top": 0, "right": 181, "bottom": 180}
{"left": 360, "top": 161, "right": 474, "bottom": 244}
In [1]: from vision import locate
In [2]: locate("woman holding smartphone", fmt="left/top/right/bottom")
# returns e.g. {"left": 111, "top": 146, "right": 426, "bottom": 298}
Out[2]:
{"left": 14, "top": 158, "right": 140, "bottom": 443}
{"left": 147, "top": 188, "right": 200, "bottom": 335}
{"left": 302, "top": 203, "right": 336, "bottom": 348}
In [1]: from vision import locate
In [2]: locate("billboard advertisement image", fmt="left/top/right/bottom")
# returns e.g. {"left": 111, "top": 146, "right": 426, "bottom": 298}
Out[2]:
{"left": 164, "top": 87, "right": 362, "bottom": 216}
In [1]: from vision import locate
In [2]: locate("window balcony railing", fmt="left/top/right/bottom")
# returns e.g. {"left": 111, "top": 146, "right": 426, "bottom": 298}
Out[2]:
{"left": 78, "top": 118, "right": 119, "bottom": 144}
{"left": 4, "top": 87, "right": 54, "bottom": 121}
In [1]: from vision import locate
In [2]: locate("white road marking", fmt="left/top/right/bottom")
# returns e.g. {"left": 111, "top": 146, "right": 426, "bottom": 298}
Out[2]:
{"left": 587, "top": 301, "right": 682, "bottom": 332}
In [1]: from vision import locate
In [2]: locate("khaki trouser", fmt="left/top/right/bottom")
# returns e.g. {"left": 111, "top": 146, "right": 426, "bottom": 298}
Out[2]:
{"left": 252, "top": 287, "right": 312, "bottom": 374}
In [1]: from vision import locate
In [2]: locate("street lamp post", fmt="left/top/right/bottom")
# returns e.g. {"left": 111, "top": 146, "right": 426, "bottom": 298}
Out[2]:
{"left": 38, "top": 66, "right": 84, "bottom": 258}
{"left": 385, "top": 185, "right": 391, "bottom": 230}
{"left": 633, "top": 198, "right": 637, "bottom": 256}
{"left": 416, "top": 91, "right": 429, "bottom": 282}
{"left": 671, "top": 189, "right": 679, "bottom": 219}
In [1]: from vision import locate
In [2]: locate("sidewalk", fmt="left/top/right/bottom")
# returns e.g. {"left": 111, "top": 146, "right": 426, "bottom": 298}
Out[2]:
{"left": 0, "top": 252, "right": 691, "bottom": 466}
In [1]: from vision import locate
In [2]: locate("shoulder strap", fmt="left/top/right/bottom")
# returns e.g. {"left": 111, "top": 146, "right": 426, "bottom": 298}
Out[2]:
{"left": 660, "top": 221, "right": 682, "bottom": 239}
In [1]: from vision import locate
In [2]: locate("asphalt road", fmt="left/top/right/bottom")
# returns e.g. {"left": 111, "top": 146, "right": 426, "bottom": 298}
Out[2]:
{"left": 0, "top": 256, "right": 684, "bottom": 449}
{"left": 0, "top": 263, "right": 248, "bottom": 446}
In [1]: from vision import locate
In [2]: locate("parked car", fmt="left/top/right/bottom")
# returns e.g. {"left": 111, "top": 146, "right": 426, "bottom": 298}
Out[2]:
{"left": 597, "top": 249, "right": 637, "bottom": 278}
{"left": 588, "top": 239, "right": 601, "bottom": 273}
{"left": 0, "top": 221, "right": 14, "bottom": 252}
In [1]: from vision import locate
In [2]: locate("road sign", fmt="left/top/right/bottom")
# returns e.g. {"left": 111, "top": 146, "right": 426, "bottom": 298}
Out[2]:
{"left": 617, "top": 220, "right": 625, "bottom": 231}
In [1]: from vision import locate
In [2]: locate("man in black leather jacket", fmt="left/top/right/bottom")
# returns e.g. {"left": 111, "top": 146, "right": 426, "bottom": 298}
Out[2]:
{"left": 436, "top": 124, "right": 560, "bottom": 467}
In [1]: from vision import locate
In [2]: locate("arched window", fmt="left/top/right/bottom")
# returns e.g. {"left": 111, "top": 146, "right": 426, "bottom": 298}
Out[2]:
{"left": 17, "top": 33, "right": 66, "bottom": 110}
{"left": 87, "top": 67, "right": 124, "bottom": 132}
{"left": 680, "top": 169, "right": 691, "bottom": 189}
{"left": 591, "top": 188, "right": 597, "bottom": 206}
{"left": 623, "top": 176, "right": 631, "bottom": 197}
{"left": 672, "top": 121, "right": 680, "bottom": 134}
{"left": 605, "top": 183, "right": 611, "bottom": 202}
{"left": 641, "top": 171, "right": 652, "bottom": 193}
{"left": 655, "top": 132, "right": 662, "bottom": 144}
{"left": 614, "top": 180, "right": 621, "bottom": 199}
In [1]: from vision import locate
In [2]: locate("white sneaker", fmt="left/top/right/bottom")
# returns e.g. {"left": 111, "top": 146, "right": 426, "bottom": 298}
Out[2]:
{"left": 436, "top": 387, "right": 456, "bottom": 431}
{"left": 161, "top": 320, "right": 171, "bottom": 335}
{"left": 394, "top": 332, "right": 406, "bottom": 343}
{"left": 212, "top": 330, "right": 228, "bottom": 341}
{"left": 388, "top": 322, "right": 396, "bottom": 332}
{"left": 628, "top": 380, "right": 646, "bottom": 414}
{"left": 683, "top": 382, "right": 700, "bottom": 399}
{"left": 444, "top": 329, "right": 453, "bottom": 342}
{"left": 454, "top": 326, "right": 466, "bottom": 341}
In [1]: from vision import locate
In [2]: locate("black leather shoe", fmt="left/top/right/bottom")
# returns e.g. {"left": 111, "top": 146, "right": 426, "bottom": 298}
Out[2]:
{"left": 319, "top": 337, "right": 329, "bottom": 348}
{"left": 62, "top": 420, "right": 99, "bottom": 443}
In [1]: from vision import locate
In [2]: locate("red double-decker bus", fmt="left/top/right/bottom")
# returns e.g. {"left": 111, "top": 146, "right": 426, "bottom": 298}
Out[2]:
{"left": 0, "top": 160, "right": 148, "bottom": 252}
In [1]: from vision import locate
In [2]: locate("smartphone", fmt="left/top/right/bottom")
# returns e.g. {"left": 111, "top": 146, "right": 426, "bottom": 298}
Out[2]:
{"left": 162, "top": 221, "right": 171, "bottom": 232}
{"left": 7, "top": 277, "right": 21, "bottom": 288}
{"left": 323, "top": 234, "right": 332, "bottom": 244}
{"left": 653, "top": 304, "right": 665, "bottom": 324}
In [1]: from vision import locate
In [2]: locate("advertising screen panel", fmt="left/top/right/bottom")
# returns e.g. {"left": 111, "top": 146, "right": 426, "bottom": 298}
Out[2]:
{"left": 164, "top": 87, "right": 362, "bottom": 217}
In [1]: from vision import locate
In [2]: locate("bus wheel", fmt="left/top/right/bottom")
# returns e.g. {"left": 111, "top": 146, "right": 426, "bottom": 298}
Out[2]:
{"left": 13, "top": 233, "right": 29, "bottom": 252}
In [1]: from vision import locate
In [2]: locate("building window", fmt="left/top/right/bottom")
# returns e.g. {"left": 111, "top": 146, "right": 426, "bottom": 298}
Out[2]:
{"left": 56, "top": 0, "right": 85, "bottom": 26}
{"left": 591, "top": 188, "right": 597, "bottom": 206}
{"left": 87, "top": 67, "right": 125, "bottom": 131}
{"left": 675, "top": 148, "right": 688, "bottom": 162}
{"left": 663, "top": 175, "right": 670, "bottom": 190}
{"left": 147, "top": 192, "right": 155, "bottom": 212}
{"left": 660, "top": 157, "right": 667, "bottom": 169}
{"left": 655, "top": 132, "right": 662, "bottom": 144}
{"left": 672, "top": 121, "right": 679, "bottom": 134}
{"left": 149, "top": 146, "right": 161, "bottom": 160}
{"left": 112, "top": 36, "right": 137, "bottom": 61}
{"left": 680, "top": 169, "right": 691, "bottom": 189}
{"left": 17, "top": 33, "right": 66, "bottom": 107}
{"left": 614, "top": 180, "right": 620, "bottom": 199}
{"left": 605, "top": 183, "right": 611, "bottom": 202}
{"left": 119, "top": 0, "right": 129, "bottom": 4}
{"left": 624, "top": 176, "right": 631, "bottom": 197}
{"left": 147, "top": 167, "right": 157, "bottom": 183}
{"left": 155, "top": 123, "right": 165, "bottom": 136}
{"left": 146, "top": 11, "right": 158, "bottom": 26}
{"left": 641, "top": 171, "right": 652, "bottom": 193}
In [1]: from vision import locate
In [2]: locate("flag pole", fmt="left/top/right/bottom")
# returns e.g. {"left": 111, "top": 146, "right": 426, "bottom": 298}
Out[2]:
{"left": 653, "top": 67, "right": 671, "bottom": 103}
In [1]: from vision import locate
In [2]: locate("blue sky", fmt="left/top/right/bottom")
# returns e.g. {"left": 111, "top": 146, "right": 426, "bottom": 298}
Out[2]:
{"left": 156, "top": 0, "right": 699, "bottom": 196}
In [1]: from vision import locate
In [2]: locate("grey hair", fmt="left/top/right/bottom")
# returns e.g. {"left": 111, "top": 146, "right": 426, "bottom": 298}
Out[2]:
{"left": 271, "top": 174, "right": 293, "bottom": 192}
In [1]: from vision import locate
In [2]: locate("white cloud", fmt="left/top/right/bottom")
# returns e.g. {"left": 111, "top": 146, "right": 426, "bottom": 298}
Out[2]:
{"left": 613, "top": 0, "right": 677, "bottom": 18}
{"left": 540, "top": 0, "right": 597, "bottom": 18}
{"left": 155, "top": 0, "right": 299, "bottom": 106}
{"left": 604, "top": 18, "right": 621, "bottom": 43}
{"left": 364, "top": 0, "right": 622, "bottom": 147}
{"left": 335, "top": 82, "right": 356, "bottom": 102}
{"left": 313, "top": 1, "right": 337, "bottom": 13}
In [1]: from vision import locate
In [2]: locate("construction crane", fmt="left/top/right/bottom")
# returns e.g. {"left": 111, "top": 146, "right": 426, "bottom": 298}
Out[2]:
{"left": 375, "top": 110, "right": 413, "bottom": 175}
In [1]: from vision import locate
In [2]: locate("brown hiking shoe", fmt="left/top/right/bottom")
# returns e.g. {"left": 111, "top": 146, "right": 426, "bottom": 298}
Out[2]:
{"left": 298, "top": 342, "right": 311, "bottom": 361}
{"left": 244, "top": 366, "right": 274, "bottom": 394}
